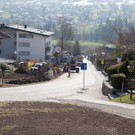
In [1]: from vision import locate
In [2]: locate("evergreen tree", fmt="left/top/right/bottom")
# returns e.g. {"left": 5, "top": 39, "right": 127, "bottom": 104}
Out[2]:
{"left": 72, "top": 40, "right": 81, "bottom": 56}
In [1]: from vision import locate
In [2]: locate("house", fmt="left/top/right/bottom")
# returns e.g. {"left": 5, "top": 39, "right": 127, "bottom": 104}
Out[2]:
{"left": 0, "top": 24, "right": 55, "bottom": 60}
{"left": 96, "top": 44, "right": 116, "bottom": 59}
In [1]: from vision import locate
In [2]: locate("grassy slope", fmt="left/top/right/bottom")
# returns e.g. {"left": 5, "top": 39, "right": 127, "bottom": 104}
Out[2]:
{"left": 52, "top": 40, "right": 103, "bottom": 46}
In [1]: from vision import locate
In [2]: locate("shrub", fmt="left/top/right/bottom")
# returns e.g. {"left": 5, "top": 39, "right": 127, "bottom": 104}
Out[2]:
{"left": 104, "top": 66, "right": 108, "bottom": 73}
{"left": 0, "top": 63, "right": 11, "bottom": 71}
{"left": 96, "top": 59, "right": 102, "bottom": 70}
{"left": 107, "top": 61, "right": 129, "bottom": 79}
{"left": 122, "top": 48, "right": 135, "bottom": 61}
{"left": 110, "top": 73, "right": 126, "bottom": 89}
{"left": 107, "top": 64, "right": 118, "bottom": 79}
{"left": 117, "top": 61, "right": 129, "bottom": 78}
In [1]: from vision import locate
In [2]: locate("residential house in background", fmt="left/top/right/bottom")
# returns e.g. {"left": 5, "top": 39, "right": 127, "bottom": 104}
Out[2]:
{"left": 96, "top": 44, "right": 116, "bottom": 59}
{"left": 0, "top": 24, "right": 55, "bottom": 60}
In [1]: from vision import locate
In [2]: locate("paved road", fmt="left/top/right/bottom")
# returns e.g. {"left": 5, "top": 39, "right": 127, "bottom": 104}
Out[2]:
{"left": 0, "top": 59, "right": 135, "bottom": 120}
{"left": 0, "top": 59, "right": 106, "bottom": 101}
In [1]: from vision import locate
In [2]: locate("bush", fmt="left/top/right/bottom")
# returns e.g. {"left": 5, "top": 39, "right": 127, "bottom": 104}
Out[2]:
{"left": 96, "top": 59, "right": 102, "bottom": 70}
{"left": 107, "top": 64, "right": 118, "bottom": 79}
{"left": 110, "top": 73, "right": 126, "bottom": 89}
{"left": 122, "top": 48, "right": 135, "bottom": 61}
{"left": 117, "top": 61, "right": 129, "bottom": 78}
{"left": 104, "top": 66, "right": 109, "bottom": 73}
{"left": 0, "top": 63, "right": 11, "bottom": 71}
{"left": 107, "top": 61, "right": 129, "bottom": 79}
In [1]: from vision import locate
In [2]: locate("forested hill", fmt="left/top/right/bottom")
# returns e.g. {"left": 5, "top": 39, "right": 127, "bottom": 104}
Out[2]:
{"left": 0, "top": 0, "right": 135, "bottom": 43}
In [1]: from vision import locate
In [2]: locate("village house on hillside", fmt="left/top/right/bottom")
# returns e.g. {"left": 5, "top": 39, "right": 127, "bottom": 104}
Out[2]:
{"left": 0, "top": 24, "right": 55, "bottom": 61}
{"left": 96, "top": 44, "right": 116, "bottom": 59}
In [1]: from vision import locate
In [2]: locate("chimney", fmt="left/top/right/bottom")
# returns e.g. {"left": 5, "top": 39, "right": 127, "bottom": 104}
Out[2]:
{"left": 24, "top": 25, "right": 27, "bottom": 29}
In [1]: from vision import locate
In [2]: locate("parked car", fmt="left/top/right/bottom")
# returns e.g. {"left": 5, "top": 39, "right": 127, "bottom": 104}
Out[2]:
{"left": 30, "top": 63, "right": 42, "bottom": 71}
{"left": 40, "top": 62, "right": 47, "bottom": 65}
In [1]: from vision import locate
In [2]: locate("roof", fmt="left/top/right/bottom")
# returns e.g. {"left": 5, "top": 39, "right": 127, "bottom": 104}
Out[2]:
{"left": 0, "top": 24, "right": 55, "bottom": 37}
{"left": 0, "top": 31, "right": 11, "bottom": 39}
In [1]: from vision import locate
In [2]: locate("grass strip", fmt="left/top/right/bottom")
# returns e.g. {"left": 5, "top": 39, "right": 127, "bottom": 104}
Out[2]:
{"left": 110, "top": 94, "right": 135, "bottom": 104}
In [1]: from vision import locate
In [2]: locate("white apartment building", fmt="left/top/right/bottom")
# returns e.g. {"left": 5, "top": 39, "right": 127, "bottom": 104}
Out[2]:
{"left": 0, "top": 24, "right": 55, "bottom": 60}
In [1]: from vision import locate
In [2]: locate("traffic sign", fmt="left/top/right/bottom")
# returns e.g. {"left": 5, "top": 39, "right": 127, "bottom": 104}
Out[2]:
{"left": 101, "top": 59, "right": 104, "bottom": 65}
{"left": 80, "top": 63, "right": 87, "bottom": 70}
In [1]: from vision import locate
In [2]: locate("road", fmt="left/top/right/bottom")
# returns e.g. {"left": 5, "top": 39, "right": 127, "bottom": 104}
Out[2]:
{"left": 0, "top": 59, "right": 106, "bottom": 101}
{"left": 0, "top": 59, "right": 135, "bottom": 120}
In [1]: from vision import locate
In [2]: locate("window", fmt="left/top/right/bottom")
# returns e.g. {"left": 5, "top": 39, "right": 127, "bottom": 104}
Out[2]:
{"left": 46, "top": 41, "right": 51, "bottom": 46}
{"left": 27, "top": 34, "right": 34, "bottom": 38}
{"left": 19, "top": 42, "right": 30, "bottom": 47}
{"left": 14, "top": 33, "right": 16, "bottom": 38}
{"left": 0, "top": 50, "right": 1, "bottom": 54}
{"left": 18, "top": 51, "right": 30, "bottom": 56}
{"left": 19, "top": 33, "right": 34, "bottom": 38}
{"left": 14, "top": 42, "right": 16, "bottom": 46}
{"left": 19, "top": 33, "right": 26, "bottom": 38}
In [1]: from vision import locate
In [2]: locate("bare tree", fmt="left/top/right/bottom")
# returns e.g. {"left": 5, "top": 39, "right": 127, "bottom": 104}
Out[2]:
{"left": 57, "top": 16, "right": 75, "bottom": 62}
{"left": 105, "top": 26, "right": 135, "bottom": 59}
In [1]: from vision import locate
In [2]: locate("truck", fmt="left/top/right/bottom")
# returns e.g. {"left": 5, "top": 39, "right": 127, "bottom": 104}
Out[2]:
{"left": 67, "top": 57, "right": 80, "bottom": 73}
{"left": 51, "top": 56, "right": 80, "bottom": 73}
{"left": 77, "top": 56, "right": 84, "bottom": 62}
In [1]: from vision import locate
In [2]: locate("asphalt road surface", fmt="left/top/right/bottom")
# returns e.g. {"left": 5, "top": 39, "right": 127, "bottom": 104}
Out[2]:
{"left": 0, "top": 59, "right": 135, "bottom": 120}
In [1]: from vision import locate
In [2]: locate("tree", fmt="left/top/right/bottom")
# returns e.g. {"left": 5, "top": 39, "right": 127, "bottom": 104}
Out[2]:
{"left": 57, "top": 16, "right": 74, "bottom": 53}
{"left": 57, "top": 16, "right": 75, "bottom": 63}
{"left": 122, "top": 48, "right": 135, "bottom": 61}
{"left": 72, "top": 40, "right": 81, "bottom": 56}
{"left": 84, "top": 46, "right": 95, "bottom": 55}
{"left": 106, "top": 26, "right": 135, "bottom": 60}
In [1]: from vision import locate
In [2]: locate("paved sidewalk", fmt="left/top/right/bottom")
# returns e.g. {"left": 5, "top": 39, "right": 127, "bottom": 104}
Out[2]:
{"left": 59, "top": 99, "right": 135, "bottom": 120}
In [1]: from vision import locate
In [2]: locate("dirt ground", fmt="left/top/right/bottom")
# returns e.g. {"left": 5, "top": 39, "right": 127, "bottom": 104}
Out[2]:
{"left": 3, "top": 72, "right": 50, "bottom": 85}
{"left": 0, "top": 102, "right": 134, "bottom": 135}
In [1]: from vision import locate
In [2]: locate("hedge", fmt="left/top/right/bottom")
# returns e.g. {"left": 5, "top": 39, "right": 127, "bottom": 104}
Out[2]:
{"left": 110, "top": 73, "right": 126, "bottom": 89}
{"left": 107, "top": 63, "right": 119, "bottom": 79}
{"left": 117, "top": 61, "right": 129, "bottom": 78}
{"left": 107, "top": 61, "right": 129, "bottom": 79}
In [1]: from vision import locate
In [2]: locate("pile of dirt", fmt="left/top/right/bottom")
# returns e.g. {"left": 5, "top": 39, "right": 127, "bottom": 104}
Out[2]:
{"left": 14, "top": 67, "right": 29, "bottom": 74}
{"left": 8, "top": 76, "right": 50, "bottom": 84}
{"left": 4, "top": 72, "right": 50, "bottom": 85}
{"left": 0, "top": 102, "right": 134, "bottom": 135}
